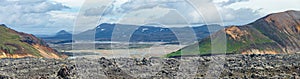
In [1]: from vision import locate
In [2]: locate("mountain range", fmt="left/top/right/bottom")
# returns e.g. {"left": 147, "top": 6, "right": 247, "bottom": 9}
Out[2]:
{"left": 0, "top": 24, "right": 66, "bottom": 59}
{"left": 43, "top": 24, "right": 223, "bottom": 44}
{"left": 167, "top": 10, "right": 300, "bottom": 57}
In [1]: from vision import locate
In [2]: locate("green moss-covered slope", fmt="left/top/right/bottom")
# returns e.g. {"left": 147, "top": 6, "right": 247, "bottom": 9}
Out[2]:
{"left": 0, "top": 24, "right": 65, "bottom": 58}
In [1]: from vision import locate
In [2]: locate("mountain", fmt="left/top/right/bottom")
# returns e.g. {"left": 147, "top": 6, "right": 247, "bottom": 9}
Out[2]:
{"left": 46, "top": 23, "right": 223, "bottom": 43}
{"left": 56, "top": 30, "right": 72, "bottom": 37}
{"left": 0, "top": 24, "right": 66, "bottom": 59}
{"left": 167, "top": 10, "right": 300, "bottom": 57}
{"left": 42, "top": 30, "right": 72, "bottom": 40}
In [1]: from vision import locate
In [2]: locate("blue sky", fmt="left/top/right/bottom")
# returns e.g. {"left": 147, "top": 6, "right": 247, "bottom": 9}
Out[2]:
{"left": 0, "top": 0, "right": 299, "bottom": 35}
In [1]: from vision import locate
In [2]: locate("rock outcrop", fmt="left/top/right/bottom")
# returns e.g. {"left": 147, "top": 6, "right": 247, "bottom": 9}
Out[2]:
{"left": 225, "top": 26, "right": 249, "bottom": 40}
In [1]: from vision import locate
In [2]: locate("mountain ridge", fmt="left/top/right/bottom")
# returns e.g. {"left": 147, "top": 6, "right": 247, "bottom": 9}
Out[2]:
{"left": 167, "top": 10, "right": 300, "bottom": 57}
{"left": 44, "top": 23, "right": 223, "bottom": 43}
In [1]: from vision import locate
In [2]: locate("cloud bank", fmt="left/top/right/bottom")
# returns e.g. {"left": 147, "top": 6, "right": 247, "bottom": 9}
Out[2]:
{"left": 82, "top": 0, "right": 260, "bottom": 27}
{"left": 0, "top": 0, "right": 299, "bottom": 34}
{"left": 0, "top": 0, "right": 70, "bottom": 34}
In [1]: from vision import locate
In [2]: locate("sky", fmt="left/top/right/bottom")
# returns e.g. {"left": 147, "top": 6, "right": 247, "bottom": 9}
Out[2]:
{"left": 0, "top": 0, "right": 299, "bottom": 35}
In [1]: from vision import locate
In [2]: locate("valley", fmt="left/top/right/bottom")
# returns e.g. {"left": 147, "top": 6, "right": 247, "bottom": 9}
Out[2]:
{"left": 0, "top": 0, "right": 299, "bottom": 78}
{"left": 48, "top": 41, "right": 185, "bottom": 58}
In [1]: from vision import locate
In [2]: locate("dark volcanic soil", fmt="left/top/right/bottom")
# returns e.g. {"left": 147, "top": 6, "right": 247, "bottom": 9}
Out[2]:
{"left": 1, "top": 54, "right": 300, "bottom": 79}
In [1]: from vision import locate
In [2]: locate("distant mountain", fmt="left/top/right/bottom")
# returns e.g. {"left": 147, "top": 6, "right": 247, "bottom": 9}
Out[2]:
{"left": 42, "top": 30, "right": 72, "bottom": 40}
{"left": 56, "top": 30, "right": 72, "bottom": 36}
{"left": 167, "top": 10, "right": 300, "bottom": 57}
{"left": 45, "top": 23, "right": 223, "bottom": 43}
{"left": 0, "top": 24, "right": 66, "bottom": 59}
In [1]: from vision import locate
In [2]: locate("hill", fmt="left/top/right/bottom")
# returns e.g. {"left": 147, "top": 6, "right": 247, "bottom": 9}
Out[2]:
{"left": 54, "top": 30, "right": 72, "bottom": 40}
{"left": 0, "top": 24, "right": 66, "bottom": 59}
{"left": 167, "top": 10, "right": 300, "bottom": 57}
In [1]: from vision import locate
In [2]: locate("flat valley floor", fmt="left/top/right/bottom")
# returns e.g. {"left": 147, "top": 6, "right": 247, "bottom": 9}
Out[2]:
{"left": 66, "top": 45, "right": 186, "bottom": 58}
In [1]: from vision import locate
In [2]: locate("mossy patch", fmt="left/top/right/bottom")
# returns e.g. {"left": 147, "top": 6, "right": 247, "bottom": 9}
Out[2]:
{"left": 0, "top": 25, "right": 42, "bottom": 57}
{"left": 166, "top": 26, "right": 280, "bottom": 58}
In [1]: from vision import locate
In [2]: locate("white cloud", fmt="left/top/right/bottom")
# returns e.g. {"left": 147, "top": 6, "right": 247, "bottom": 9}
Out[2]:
{"left": 1, "top": 0, "right": 300, "bottom": 34}
{"left": 51, "top": 0, "right": 84, "bottom": 7}
{"left": 227, "top": 0, "right": 300, "bottom": 16}
{"left": 219, "top": 0, "right": 249, "bottom": 6}
{"left": 114, "top": 6, "right": 171, "bottom": 25}
{"left": 1, "top": 0, "right": 259, "bottom": 34}
{"left": 0, "top": 0, "right": 71, "bottom": 34}
{"left": 217, "top": 7, "right": 261, "bottom": 25}
{"left": 91, "top": 0, "right": 260, "bottom": 26}
{"left": 72, "top": 0, "right": 114, "bottom": 33}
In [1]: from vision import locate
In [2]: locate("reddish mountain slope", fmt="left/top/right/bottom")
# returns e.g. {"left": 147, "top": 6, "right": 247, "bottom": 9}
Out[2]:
{"left": 0, "top": 24, "right": 66, "bottom": 59}
{"left": 167, "top": 10, "right": 300, "bottom": 57}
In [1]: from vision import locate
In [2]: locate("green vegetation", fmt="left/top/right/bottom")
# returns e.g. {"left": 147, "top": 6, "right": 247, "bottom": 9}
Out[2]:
{"left": 0, "top": 25, "right": 42, "bottom": 57}
{"left": 166, "top": 27, "right": 278, "bottom": 58}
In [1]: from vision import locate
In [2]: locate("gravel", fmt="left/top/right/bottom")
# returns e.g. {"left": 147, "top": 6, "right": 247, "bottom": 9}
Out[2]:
{"left": 1, "top": 54, "right": 300, "bottom": 79}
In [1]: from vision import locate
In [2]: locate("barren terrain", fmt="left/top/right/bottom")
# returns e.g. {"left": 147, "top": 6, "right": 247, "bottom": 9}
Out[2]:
{"left": 1, "top": 54, "right": 300, "bottom": 78}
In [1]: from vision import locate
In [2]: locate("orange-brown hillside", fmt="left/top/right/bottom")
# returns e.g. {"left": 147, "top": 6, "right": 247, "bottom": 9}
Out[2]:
{"left": 0, "top": 24, "right": 67, "bottom": 59}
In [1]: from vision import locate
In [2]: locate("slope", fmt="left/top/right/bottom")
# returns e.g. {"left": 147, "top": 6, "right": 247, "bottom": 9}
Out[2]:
{"left": 0, "top": 24, "right": 66, "bottom": 59}
{"left": 167, "top": 10, "right": 300, "bottom": 57}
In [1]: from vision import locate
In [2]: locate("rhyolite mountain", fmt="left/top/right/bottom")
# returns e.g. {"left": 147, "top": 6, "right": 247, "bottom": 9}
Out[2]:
{"left": 44, "top": 24, "right": 223, "bottom": 43}
{"left": 0, "top": 24, "right": 66, "bottom": 59}
{"left": 167, "top": 10, "right": 300, "bottom": 57}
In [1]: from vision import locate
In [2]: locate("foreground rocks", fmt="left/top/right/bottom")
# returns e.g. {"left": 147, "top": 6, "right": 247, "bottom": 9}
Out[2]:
{"left": 0, "top": 54, "right": 300, "bottom": 78}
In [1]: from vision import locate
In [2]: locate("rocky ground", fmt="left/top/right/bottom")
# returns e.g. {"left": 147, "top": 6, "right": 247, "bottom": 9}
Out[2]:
{"left": 1, "top": 54, "right": 300, "bottom": 79}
